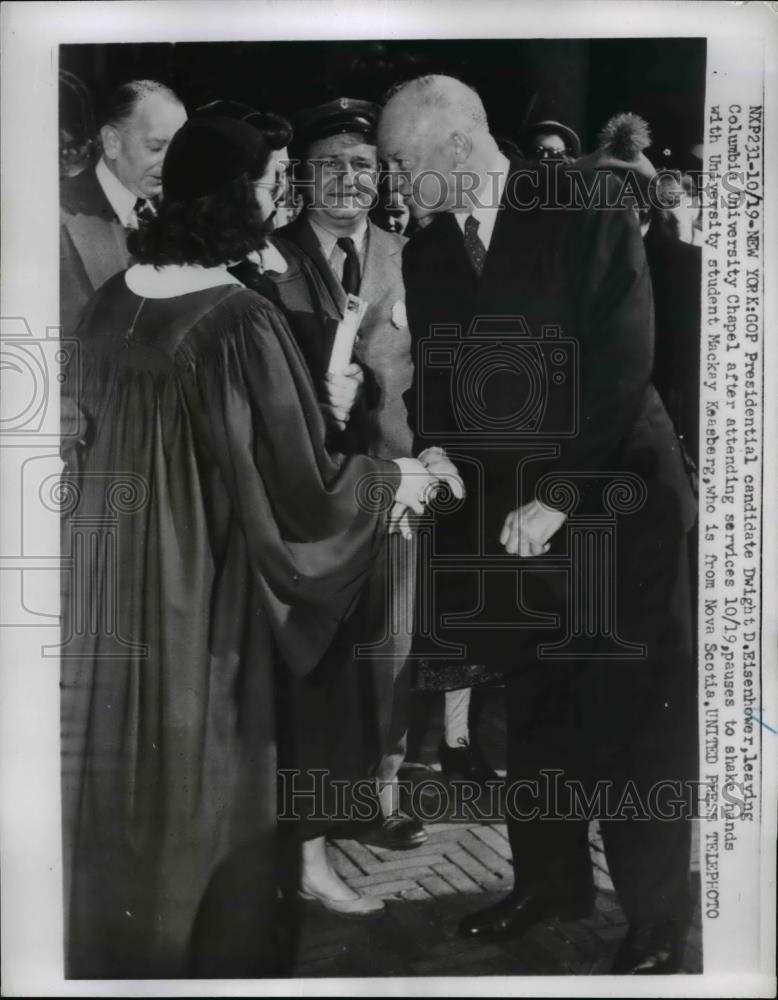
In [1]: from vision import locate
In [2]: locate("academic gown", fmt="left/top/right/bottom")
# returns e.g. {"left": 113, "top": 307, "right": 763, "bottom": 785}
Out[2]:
{"left": 60, "top": 272, "right": 398, "bottom": 978}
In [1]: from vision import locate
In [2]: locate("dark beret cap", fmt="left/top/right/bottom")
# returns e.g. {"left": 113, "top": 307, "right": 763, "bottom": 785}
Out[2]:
{"left": 193, "top": 100, "right": 293, "bottom": 148}
{"left": 162, "top": 116, "right": 267, "bottom": 201}
{"left": 293, "top": 98, "right": 379, "bottom": 151}
{"left": 193, "top": 99, "right": 257, "bottom": 121}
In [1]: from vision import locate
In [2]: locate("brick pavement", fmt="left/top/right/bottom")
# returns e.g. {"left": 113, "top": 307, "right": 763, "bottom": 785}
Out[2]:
{"left": 291, "top": 687, "right": 702, "bottom": 978}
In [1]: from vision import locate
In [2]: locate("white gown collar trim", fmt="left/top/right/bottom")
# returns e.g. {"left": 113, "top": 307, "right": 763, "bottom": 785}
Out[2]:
{"left": 125, "top": 264, "right": 243, "bottom": 299}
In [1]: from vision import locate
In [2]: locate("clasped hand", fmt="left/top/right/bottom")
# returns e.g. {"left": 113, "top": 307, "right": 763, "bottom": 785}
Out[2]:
{"left": 389, "top": 448, "right": 465, "bottom": 539}
{"left": 499, "top": 499, "right": 567, "bottom": 557}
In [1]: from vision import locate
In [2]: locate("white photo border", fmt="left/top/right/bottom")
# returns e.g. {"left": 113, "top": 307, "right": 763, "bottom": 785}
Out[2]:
{"left": 1, "top": 2, "right": 776, "bottom": 997}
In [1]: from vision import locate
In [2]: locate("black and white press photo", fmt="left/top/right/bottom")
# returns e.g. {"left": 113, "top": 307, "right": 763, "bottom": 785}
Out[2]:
{"left": 1, "top": 2, "right": 776, "bottom": 997}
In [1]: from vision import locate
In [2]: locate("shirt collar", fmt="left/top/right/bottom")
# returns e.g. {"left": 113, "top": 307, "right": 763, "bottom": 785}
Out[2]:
{"left": 308, "top": 213, "right": 369, "bottom": 258}
{"left": 454, "top": 151, "right": 510, "bottom": 248}
{"left": 96, "top": 157, "right": 139, "bottom": 228}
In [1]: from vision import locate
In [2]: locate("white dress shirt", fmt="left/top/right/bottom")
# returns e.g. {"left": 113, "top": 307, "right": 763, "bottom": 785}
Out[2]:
{"left": 308, "top": 214, "right": 369, "bottom": 286}
{"left": 454, "top": 151, "right": 510, "bottom": 251}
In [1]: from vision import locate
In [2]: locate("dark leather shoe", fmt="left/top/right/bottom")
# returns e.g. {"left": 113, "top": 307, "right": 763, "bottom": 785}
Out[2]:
{"left": 355, "top": 813, "right": 428, "bottom": 851}
{"left": 458, "top": 891, "right": 594, "bottom": 941}
{"left": 611, "top": 920, "right": 687, "bottom": 974}
{"left": 439, "top": 739, "right": 499, "bottom": 786}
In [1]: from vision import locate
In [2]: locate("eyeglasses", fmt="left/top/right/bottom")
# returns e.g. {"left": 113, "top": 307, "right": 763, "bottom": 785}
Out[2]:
{"left": 532, "top": 146, "right": 569, "bottom": 161}
{"left": 255, "top": 177, "right": 287, "bottom": 201}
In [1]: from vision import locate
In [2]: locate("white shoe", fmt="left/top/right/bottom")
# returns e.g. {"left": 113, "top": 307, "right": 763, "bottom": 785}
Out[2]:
{"left": 298, "top": 881, "right": 385, "bottom": 918}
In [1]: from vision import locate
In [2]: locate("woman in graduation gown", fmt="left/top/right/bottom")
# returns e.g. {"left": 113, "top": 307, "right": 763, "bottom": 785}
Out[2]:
{"left": 60, "top": 116, "right": 435, "bottom": 979}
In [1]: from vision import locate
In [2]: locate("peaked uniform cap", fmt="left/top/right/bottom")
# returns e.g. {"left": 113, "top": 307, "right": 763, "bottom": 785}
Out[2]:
{"left": 293, "top": 98, "right": 379, "bottom": 150}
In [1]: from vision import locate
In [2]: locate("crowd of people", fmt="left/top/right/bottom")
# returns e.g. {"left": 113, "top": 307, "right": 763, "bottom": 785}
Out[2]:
{"left": 59, "top": 72, "right": 701, "bottom": 978}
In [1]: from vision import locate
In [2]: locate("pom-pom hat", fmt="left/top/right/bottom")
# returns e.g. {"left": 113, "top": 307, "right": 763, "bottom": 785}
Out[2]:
{"left": 575, "top": 112, "right": 657, "bottom": 189}
{"left": 162, "top": 116, "right": 269, "bottom": 201}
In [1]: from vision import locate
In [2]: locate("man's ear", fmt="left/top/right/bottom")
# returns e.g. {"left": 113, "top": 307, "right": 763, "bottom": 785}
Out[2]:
{"left": 451, "top": 130, "right": 472, "bottom": 164}
{"left": 100, "top": 124, "right": 120, "bottom": 162}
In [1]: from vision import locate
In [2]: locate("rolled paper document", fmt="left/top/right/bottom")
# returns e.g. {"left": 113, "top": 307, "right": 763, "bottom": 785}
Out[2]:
{"left": 328, "top": 294, "right": 367, "bottom": 374}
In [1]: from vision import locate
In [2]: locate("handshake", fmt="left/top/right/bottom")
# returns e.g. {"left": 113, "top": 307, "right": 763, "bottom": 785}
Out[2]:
{"left": 321, "top": 368, "right": 465, "bottom": 536}
{"left": 390, "top": 447, "right": 465, "bottom": 539}
{"left": 321, "top": 369, "right": 465, "bottom": 539}
{"left": 391, "top": 448, "right": 567, "bottom": 555}
{"left": 325, "top": 367, "right": 566, "bottom": 553}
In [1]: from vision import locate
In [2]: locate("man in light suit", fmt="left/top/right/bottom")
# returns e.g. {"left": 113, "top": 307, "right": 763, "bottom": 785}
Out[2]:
{"left": 59, "top": 79, "right": 186, "bottom": 336}
{"left": 277, "top": 99, "right": 427, "bottom": 852}
{"left": 379, "top": 75, "right": 697, "bottom": 974}
{"left": 279, "top": 100, "right": 414, "bottom": 458}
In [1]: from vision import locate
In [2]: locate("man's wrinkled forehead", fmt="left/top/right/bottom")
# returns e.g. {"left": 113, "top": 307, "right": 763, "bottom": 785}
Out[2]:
{"left": 305, "top": 132, "right": 377, "bottom": 161}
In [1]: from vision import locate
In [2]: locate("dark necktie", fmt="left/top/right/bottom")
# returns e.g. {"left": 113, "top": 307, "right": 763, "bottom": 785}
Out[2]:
{"left": 336, "top": 236, "right": 361, "bottom": 295}
{"left": 462, "top": 214, "right": 487, "bottom": 278}
{"left": 133, "top": 197, "right": 157, "bottom": 227}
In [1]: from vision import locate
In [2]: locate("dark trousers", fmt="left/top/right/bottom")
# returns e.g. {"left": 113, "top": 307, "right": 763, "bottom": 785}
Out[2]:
{"left": 504, "top": 534, "right": 697, "bottom": 926}
{"left": 276, "top": 533, "right": 416, "bottom": 841}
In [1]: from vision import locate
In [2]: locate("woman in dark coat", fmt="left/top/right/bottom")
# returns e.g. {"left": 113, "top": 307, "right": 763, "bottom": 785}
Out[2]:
{"left": 60, "top": 116, "right": 433, "bottom": 979}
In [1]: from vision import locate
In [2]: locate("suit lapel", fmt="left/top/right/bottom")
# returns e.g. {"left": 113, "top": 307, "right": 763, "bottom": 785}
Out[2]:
{"left": 62, "top": 167, "right": 131, "bottom": 289}
{"left": 62, "top": 166, "right": 117, "bottom": 220}
{"left": 475, "top": 161, "right": 539, "bottom": 308}
{"left": 477, "top": 193, "right": 517, "bottom": 302}
{"left": 63, "top": 212, "right": 131, "bottom": 290}
{"left": 434, "top": 213, "right": 480, "bottom": 295}
{"left": 359, "top": 221, "right": 397, "bottom": 306}
{"left": 436, "top": 158, "right": 527, "bottom": 297}
{"left": 283, "top": 214, "right": 348, "bottom": 317}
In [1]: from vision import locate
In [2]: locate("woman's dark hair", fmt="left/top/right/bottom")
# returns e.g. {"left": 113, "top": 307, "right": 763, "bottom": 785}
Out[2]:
{"left": 243, "top": 110, "right": 293, "bottom": 151}
{"left": 127, "top": 168, "right": 270, "bottom": 268}
{"left": 195, "top": 101, "right": 293, "bottom": 151}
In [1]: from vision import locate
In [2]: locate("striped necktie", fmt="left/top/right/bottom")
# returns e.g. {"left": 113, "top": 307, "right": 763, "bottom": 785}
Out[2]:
{"left": 132, "top": 197, "right": 157, "bottom": 227}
